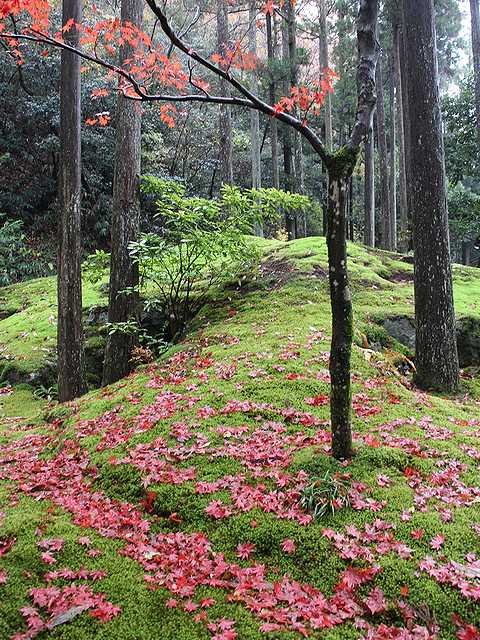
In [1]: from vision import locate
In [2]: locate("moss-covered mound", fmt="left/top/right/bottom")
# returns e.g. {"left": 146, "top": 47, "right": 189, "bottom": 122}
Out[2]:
{"left": 0, "top": 237, "right": 479, "bottom": 639}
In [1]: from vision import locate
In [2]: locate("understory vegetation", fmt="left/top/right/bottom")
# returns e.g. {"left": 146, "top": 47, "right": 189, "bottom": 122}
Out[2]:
{"left": 0, "top": 237, "right": 479, "bottom": 639}
{"left": 1, "top": 0, "right": 480, "bottom": 637}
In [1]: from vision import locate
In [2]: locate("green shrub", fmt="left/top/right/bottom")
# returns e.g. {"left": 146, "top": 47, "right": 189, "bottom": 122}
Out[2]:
{"left": 0, "top": 215, "right": 52, "bottom": 285}
{"left": 82, "top": 249, "right": 110, "bottom": 286}
{"left": 447, "top": 183, "right": 480, "bottom": 257}
{"left": 131, "top": 177, "right": 261, "bottom": 340}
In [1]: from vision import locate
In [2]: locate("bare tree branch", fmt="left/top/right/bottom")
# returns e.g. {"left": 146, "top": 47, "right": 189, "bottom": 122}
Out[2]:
{"left": 144, "top": 0, "right": 330, "bottom": 164}
{"left": 1, "top": 0, "right": 330, "bottom": 164}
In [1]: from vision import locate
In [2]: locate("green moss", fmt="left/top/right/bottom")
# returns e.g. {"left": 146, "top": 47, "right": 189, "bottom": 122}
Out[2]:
{"left": 0, "top": 384, "right": 44, "bottom": 420}
{"left": 291, "top": 446, "right": 342, "bottom": 476}
{"left": 95, "top": 463, "right": 145, "bottom": 503}
{"left": 0, "top": 236, "right": 479, "bottom": 639}
{"left": 327, "top": 146, "right": 359, "bottom": 180}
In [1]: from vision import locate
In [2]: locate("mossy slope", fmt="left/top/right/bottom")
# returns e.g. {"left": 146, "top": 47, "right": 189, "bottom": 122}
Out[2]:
{"left": 0, "top": 237, "right": 479, "bottom": 639}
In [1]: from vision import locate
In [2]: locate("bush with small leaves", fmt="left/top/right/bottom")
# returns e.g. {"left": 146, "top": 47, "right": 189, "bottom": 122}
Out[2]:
{"left": 129, "top": 177, "right": 261, "bottom": 340}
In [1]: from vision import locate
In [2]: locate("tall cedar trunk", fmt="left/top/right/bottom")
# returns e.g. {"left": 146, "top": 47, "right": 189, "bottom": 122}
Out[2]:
{"left": 249, "top": 1, "right": 263, "bottom": 237}
{"left": 266, "top": 11, "right": 279, "bottom": 189}
{"left": 393, "top": 23, "right": 408, "bottom": 252}
{"left": 470, "top": 0, "right": 480, "bottom": 139}
{"left": 282, "top": 13, "right": 295, "bottom": 239}
{"left": 462, "top": 240, "right": 472, "bottom": 266}
{"left": 287, "top": 0, "right": 305, "bottom": 210}
{"left": 349, "top": 177, "right": 354, "bottom": 241}
{"left": 327, "top": 0, "right": 379, "bottom": 459}
{"left": 57, "top": 0, "right": 86, "bottom": 402}
{"left": 319, "top": 0, "right": 332, "bottom": 237}
{"left": 217, "top": 0, "right": 233, "bottom": 185}
{"left": 388, "top": 48, "right": 397, "bottom": 250}
{"left": 364, "top": 126, "right": 375, "bottom": 246}
{"left": 249, "top": 1, "right": 261, "bottom": 191}
{"left": 318, "top": 0, "right": 333, "bottom": 151}
{"left": 102, "top": 0, "right": 143, "bottom": 386}
{"left": 376, "top": 56, "right": 391, "bottom": 250}
{"left": 402, "top": 0, "right": 459, "bottom": 392}
{"left": 399, "top": 25, "right": 412, "bottom": 251}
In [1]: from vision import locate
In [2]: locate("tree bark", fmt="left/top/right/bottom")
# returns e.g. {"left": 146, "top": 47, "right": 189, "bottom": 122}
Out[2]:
{"left": 388, "top": 47, "right": 397, "bottom": 251}
{"left": 364, "top": 125, "right": 375, "bottom": 246}
{"left": 399, "top": 25, "right": 412, "bottom": 251}
{"left": 249, "top": 0, "right": 263, "bottom": 237}
{"left": 462, "top": 240, "right": 472, "bottom": 266}
{"left": 318, "top": 0, "right": 333, "bottom": 151}
{"left": 393, "top": 23, "right": 408, "bottom": 252}
{"left": 102, "top": 0, "right": 143, "bottom": 386}
{"left": 349, "top": 177, "right": 354, "bottom": 241}
{"left": 287, "top": 0, "right": 304, "bottom": 206}
{"left": 282, "top": 12, "right": 295, "bottom": 239}
{"left": 319, "top": 0, "right": 332, "bottom": 237}
{"left": 470, "top": 0, "right": 480, "bottom": 140}
{"left": 327, "top": 168, "right": 353, "bottom": 459}
{"left": 402, "top": 0, "right": 459, "bottom": 392}
{"left": 57, "top": 0, "right": 86, "bottom": 402}
{"left": 376, "top": 55, "right": 391, "bottom": 250}
{"left": 249, "top": 1, "right": 261, "bottom": 192}
{"left": 327, "top": 0, "right": 379, "bottom": 459}
{"left": 217, "top": 0, "right": 233, "bottom": 185}
{"left": 266, "top": 11, "right": 279, "bottom": 189}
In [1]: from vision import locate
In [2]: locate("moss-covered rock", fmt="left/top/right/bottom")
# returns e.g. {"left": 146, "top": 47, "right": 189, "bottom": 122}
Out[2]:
{"left": 456, "top": 316, "right": 480, "bottom": 367}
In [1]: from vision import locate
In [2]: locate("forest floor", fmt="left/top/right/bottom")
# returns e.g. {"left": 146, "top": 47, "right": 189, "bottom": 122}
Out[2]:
{"left": 0, "top": 237, "right": 479, "bottom": 639}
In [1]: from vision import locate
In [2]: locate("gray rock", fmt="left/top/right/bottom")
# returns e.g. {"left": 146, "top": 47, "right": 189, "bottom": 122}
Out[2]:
{"left": 382, "top": 316, "right": 416, "bottom": 350}
{"left": 456, "top": 317, "right": 480, "bottom": 368}
{"left": 86, "top": 306, "right": 109, "bottom": 326}
{"left": 380, "top": 315, "right": 480, "bottom": 368}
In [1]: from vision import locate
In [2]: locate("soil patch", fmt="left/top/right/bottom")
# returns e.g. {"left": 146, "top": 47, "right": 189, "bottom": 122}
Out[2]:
{"left": 259, "top": 256, "right": 298, "bottom": 289}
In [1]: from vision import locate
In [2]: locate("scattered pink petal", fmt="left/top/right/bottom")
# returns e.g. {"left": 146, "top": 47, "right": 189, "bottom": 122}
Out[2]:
{"left": 236, "top": 542, "right": 256, "bottom": 560}
{"left": 281, "top": 539, "right": 296, "bottom": 554}
{"left": 430, "top": 534, "right": 445, "bottom": 550}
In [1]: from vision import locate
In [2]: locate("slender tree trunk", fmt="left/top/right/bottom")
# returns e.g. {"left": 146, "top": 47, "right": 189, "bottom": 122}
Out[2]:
{"left": 319, "top": 0, "right": 333, "bottom": 151}
{"left": 393, "top": 23, "right": 408, "bottom": 252}
{"left": 283, "top": 131, "right": 295, "bottom": 239}
{"left": 296, "top": 136, "right": 306, "bottom": 236}
{"left": 285, "top": 2, "right": 305, "bottom": 234}
{"left": 282, "top": 12, "right": 295, "bottom": 239}
{"left": 249, "top": 1, "right": 261, "bottom": 192}
{"left": 319, "top": 0, "right": 332, "bottom": 237}
{"left": 57, "top": 0, "right": 86, "bottom": 402}
{"left": 327, "top": 168, "right": 354, "bottom": 459}
{"left": 287, "top": 2, "right": 304, "bottom": 207}
{"left": 266, "top": 11, "right": 279, "bottom": 189}
{"left": 327, "top": 0, "right": 379, "bottom": 460}
{"left": 217, "top": 0, "right": 233, "bottom": 185}
{"left": 470, "top": 0, "right": 480, "bottom": 140}
{"left": 399, "top": 25, "right": 412, "bottom": 251}
{"left": 364, "top": 126, "right": 375, "bottom": 246}
{"left": 376, "top": 55, "right": 391, "bottom": 250}
{"left": 388, "top": 48, "right": 397, "bottom": 251}
{"left": 402, "top": 0, "right": 459, "bottom": 392}
{"left": 349, "top": 177, "right": 354, "bottom": 241}
{"left": 462, "top": 240, "right": 472, "bottom": 266}
{"left": 102, "top": 0, "right": 143, "bottom": 386}
{"left": 249, "top": 0, "right": 263, "bottom": 237}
